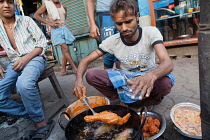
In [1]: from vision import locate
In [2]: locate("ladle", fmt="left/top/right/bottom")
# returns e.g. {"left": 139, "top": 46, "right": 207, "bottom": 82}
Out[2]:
{"left": 83, "top": 97, "right": 96, "bottom": 114}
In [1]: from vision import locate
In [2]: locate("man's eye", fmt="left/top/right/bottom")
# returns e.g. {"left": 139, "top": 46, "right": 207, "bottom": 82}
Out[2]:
{"left": 125, "top": 20, "right": 132, "bottom": 24}
{"left": 116, "top": 22, "right": 122, "bottom": 26}
{"left": 8, "top": 0, "right": 14, "bottom": 3}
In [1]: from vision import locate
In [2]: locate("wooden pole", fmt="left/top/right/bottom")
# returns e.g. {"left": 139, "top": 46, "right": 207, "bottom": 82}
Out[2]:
{"left": 148, "top": 0, "right": 159, "bottom": 27}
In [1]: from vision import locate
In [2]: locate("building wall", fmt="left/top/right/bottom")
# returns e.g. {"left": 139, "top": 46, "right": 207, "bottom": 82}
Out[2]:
{"left": 138, "top": 0, "right": 151, "bottom": 27}
{"left": 138, "top": 0, "right": 150, "bottom": 16}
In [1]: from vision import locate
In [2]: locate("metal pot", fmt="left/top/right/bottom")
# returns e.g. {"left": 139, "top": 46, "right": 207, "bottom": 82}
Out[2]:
{"left": 59, "top": 105, "right": 147, "bottom": 140}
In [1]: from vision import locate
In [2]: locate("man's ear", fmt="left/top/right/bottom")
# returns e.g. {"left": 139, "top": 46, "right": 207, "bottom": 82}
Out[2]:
{"left": 136, "top": 12, "right": 139, "bottom": 22}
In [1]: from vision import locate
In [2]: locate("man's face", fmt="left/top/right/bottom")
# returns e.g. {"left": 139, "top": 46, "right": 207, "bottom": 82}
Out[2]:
{"left": 0, "top": 0, "right": 15, "bottom": 18}
{"left": 113, "top": 10, "right": 138, "bottom": 39}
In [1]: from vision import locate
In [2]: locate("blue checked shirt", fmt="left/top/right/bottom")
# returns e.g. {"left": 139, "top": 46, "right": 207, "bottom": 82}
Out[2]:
{"left": 0, "top": 15, "right": 46, "bottom": 61}
{"left": 106, "top": 69, "right": 175, "bottom": 103}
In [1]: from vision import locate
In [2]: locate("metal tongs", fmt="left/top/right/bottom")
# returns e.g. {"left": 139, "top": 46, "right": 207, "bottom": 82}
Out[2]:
{"left": 83, "top": 97, "right": 96, "bottom": 114}
{"left": 79, "top": 87, "right": 96, "bottom": 114}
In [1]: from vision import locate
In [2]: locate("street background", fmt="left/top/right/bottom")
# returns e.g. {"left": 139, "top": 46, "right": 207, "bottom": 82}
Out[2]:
{"left": 0, "top": 57, "right": 200, "bottom": 140}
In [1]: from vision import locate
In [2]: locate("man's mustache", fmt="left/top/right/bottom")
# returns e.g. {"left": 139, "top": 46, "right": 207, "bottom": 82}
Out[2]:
{"left": 121, "top": 30, "right": 132, "bottom": 34}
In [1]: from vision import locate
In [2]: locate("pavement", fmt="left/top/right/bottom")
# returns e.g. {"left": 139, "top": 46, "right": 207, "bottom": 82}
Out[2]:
{"left": 0, "top": 57, "right": 200, "bottom": 140}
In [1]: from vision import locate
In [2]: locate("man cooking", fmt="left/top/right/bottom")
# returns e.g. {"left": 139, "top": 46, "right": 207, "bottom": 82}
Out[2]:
{"left": 73, "top": 0, "right": 175, "bottom": 111}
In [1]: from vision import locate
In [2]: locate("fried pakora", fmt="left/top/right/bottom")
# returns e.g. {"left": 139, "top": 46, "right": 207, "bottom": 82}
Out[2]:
{"left": 142, "top": 116, "right": 161, "bottom": 139}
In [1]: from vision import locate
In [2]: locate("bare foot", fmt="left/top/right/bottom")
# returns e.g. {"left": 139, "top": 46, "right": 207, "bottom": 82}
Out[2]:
{"left": 60, "top": 70, "right": 67, "bottom": 76}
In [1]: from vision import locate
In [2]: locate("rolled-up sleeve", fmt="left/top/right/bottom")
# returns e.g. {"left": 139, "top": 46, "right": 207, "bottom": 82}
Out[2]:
{"left": 99, "top": 37, "right": 115, "bottom": 54}
{"left": 150, "top": 27, "right": 163, "bottom": 47}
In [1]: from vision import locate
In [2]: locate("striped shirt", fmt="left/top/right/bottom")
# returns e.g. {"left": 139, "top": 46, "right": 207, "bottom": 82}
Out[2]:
{"left": 0, "top": 15, "right": 46, "bottom": 61}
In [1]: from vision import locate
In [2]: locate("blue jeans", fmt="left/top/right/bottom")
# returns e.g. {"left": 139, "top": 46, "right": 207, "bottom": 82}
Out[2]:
{"left": 0, "top": 56, "right": 46, "bottom": 122}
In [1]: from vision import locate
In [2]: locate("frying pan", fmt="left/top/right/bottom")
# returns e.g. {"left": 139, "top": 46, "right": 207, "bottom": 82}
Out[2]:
{"left": 59, "top": 105, "right": 147, "bottom": 140}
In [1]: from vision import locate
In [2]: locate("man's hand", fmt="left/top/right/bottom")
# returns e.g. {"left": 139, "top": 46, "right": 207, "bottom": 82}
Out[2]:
{"left": 48, "top": 21, "right": 59, "bottom": 29}
{"left": 0, "top": 65, "right": 6, "bottom": 80}
{"left": 127, "top": 73, "right": 157, "bottom": 100}
{"left": 73, "top": 81, "right": 86, "bottom": 100}
{"left": 12, "top": 55, "right": 30, "bottom": 72}
{"left": 90, "top": 24, "right": 100, "bottom": 39}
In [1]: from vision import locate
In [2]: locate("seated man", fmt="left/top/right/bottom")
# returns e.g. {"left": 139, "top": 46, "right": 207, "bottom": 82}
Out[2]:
{"left": 73, "top": 0, "right": 175, "bottom": 111}
{"left": 0, "top": 0, "right": 54, "bottom": 139}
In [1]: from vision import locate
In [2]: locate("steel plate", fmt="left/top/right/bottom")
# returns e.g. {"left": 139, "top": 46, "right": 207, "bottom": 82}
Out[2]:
{"left": 170, "top": 102, "right": 202, "bottom": 139}
{"left": 137, "top": 111, "right": 166, "bottom": 140}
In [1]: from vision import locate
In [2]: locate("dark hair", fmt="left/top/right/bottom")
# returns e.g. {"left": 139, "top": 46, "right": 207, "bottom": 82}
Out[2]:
{"left": 110, "top": 0, "right": 138, "bottom": 20}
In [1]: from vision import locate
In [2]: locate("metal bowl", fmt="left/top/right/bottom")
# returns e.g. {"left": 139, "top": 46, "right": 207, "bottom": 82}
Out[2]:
{"left": 137, "top": 111, "right": 166, "bottom": 140}
{"left": 170, "top": 102, "right": 202, "bottom": 139}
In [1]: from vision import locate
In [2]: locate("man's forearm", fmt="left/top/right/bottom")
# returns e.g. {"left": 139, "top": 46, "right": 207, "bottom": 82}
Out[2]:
{"left": 34, "top": 4, "right": 51, "bottom": 25}
{"left": 148, "top": 60, "right": 174, "bottom": 80}
{"left": 86, "top": 0, "right": 96, "bottom": 26}
{"left": 24, "top": 47, "right": 43, "bottom": 61}
{"left": 34, "top": 14, "right": 50, "bottom": 25}
{"left": 76, "top": 57, "right": 90, "bottom": 83}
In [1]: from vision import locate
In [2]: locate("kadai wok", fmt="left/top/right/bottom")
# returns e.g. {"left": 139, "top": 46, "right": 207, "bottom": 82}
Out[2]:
{"left": 59, "top": 105, "right": 147, "bottom": 140}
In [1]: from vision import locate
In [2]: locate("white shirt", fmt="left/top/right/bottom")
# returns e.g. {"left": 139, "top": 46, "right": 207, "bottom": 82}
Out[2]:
{"left": 0, "top": 16, "right": 46, "bottom": 61}
{"left": 99, "top": 26, "right": 163, "bottom": 73}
